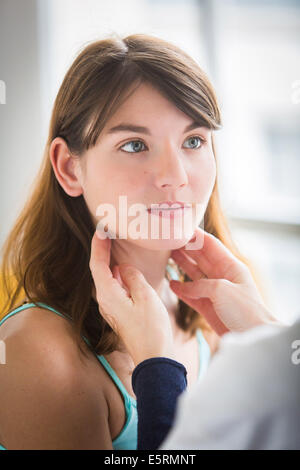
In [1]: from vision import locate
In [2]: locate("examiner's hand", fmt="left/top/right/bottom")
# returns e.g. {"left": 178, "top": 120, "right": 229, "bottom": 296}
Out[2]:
{"left": 170, "top": 227, "right": 280, "bottom": 336}
{"left": 89, "top": 230, "right": 175, "bottom": 366}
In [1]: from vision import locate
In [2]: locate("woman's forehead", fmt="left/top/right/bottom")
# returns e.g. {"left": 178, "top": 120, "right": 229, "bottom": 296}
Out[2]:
{"left": 101, "top": 84, "right": 203, "bottom": 134}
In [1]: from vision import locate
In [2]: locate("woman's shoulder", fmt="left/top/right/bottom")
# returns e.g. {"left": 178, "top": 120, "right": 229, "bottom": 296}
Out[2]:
{"left": 0, "top": 305, "right": 91, "bottom": 384}
{"left": 0, "top": 303, "right": 107, "bottom": 377}
{"left": 0, "top": 305, "right": 113, "bottom": 449}
{"left": 1, "top": 303, "right": 70, "bottom": 331}
{"left": 0, "top": 304, "right": 115, "bottom": 408}
{"left": 1, "top": 305, "right": 81, "bottom": 356}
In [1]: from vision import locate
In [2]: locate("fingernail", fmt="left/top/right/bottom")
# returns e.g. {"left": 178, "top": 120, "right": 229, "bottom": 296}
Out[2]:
{"left": 184, "top": 235, "right": 196, "bottom": 248}
{"left": 96, "top": 230, "right": 110, "bottom": 241}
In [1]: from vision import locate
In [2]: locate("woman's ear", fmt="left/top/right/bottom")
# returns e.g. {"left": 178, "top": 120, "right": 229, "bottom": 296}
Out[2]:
{"left": 49, "top": 137, "right": 83, "bottom": 197}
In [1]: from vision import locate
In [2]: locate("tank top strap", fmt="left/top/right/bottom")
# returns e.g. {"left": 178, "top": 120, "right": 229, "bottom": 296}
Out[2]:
{"left": 165, "top": 262, "right": 181, "bottom": 281}
{"left": 196, "top": 328, "right": 211, "bottom": 379}
{"left": 0, "top": 301, "right": 72, "bottom": 327}
{"left": 0, "top": 301, "right": 93, "bottom": 353}
{"left": 96, "top": 355, "right": 136, "bottom": 407}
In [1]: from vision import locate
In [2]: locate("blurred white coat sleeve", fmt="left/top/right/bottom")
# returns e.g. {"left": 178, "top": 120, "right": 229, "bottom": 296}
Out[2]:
{"left": 160, "top": 317, "right": 300, "bottom": 450}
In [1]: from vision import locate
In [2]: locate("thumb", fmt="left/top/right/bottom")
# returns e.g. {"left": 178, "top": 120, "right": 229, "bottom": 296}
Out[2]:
{"left": 170, "top": 278, "right": 222, "bottom": 301}
{"left": 112, "top": 265, "right": 130, "bottom": 297}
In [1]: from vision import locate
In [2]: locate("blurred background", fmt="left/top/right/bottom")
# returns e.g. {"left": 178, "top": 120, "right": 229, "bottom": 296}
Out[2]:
{"left": 0, "top": 0, "right": 299, "bottom": 323}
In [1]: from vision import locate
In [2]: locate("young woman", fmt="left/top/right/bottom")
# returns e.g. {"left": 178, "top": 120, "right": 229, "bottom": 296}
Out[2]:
{"left": 0, "top": 33, "right": 266, "bottom": 450}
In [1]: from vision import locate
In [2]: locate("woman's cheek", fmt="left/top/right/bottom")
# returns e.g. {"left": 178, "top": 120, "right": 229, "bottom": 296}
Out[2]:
{"left": 86, "top": 170, "right": 142, "bottom": 222}
{"left": 190, "top": 152, "right": 216, "bottom": 200}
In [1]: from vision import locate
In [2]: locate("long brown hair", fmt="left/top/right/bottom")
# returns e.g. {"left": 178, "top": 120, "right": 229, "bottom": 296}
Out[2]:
{"left": 0, "top": 33, "right": 266, "bottom": 356}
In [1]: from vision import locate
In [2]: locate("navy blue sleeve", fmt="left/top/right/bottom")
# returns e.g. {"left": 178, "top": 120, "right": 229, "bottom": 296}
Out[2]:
{"left": 131, "top": 357, "right": 187, "bottom": 450}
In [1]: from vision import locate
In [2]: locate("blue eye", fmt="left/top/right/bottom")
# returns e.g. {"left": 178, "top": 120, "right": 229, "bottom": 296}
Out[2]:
{"left": 119, "top": 140, "right": 147, "bottom": 153}
{"left": 183, "top": 136, "right": 203, "bottom": 149}
{"left": 119, "top": 135, "right": 205, "bottom": 154}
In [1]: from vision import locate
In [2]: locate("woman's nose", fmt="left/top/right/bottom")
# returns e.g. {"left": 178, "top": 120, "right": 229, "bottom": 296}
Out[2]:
{"left": 154, "top": 145, "right": 188, "bottom": 191}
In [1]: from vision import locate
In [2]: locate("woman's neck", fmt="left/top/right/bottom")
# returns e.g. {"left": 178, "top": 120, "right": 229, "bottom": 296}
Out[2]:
{"left": 91, "top": 238, "right": 180, "bottom": 354}
{"left": 110, "top": 239, "right": 174, "bottom": 304}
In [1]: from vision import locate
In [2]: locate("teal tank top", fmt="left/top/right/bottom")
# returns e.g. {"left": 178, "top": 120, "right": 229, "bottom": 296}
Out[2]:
{"left": 0, "top": 272, "right": 211, "bottom": 450}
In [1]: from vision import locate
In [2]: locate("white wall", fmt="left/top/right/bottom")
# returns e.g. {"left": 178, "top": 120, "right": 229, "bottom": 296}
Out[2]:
{"left": 0, "top": 0, "right": 44, "bottom": 249}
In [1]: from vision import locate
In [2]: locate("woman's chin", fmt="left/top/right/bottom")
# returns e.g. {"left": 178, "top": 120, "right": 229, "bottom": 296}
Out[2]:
{"left": 127, "top": 235, "right": 194, "bottom": 251}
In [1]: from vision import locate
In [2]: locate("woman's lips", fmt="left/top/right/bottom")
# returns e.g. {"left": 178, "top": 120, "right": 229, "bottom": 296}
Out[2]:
{"left": 147, "top": 206, "right": 192, "bottom": 219}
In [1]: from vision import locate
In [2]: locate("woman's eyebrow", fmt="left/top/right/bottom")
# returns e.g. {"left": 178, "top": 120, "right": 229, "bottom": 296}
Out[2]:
{"left": 105, "top": 121, "right": 206, "bottom": 136}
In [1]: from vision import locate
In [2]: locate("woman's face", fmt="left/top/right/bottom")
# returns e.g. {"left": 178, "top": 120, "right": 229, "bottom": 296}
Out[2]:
{"left": 78, "top": 81, "right": 216, "bottom": 250}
